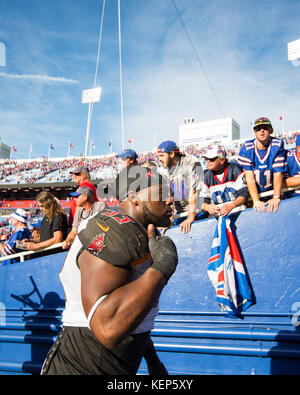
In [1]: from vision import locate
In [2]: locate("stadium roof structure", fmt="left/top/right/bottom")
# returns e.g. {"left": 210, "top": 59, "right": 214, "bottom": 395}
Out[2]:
{"left": 0, "top": 181, "right": 98, "bottom": 200}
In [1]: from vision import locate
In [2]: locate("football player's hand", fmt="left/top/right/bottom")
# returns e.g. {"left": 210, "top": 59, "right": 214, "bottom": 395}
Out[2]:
{"left": 147, "top": 224, "right": 178, "bottom": 283}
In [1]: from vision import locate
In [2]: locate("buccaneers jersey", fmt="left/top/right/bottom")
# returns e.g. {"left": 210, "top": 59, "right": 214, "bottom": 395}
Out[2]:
{"left": 60, "top": 209, "right": 158, "bottom": 333}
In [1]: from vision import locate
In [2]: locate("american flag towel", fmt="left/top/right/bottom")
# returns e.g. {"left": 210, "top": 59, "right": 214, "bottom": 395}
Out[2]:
{"left": 208, "top": 215, "right": 255, "bottom": 316}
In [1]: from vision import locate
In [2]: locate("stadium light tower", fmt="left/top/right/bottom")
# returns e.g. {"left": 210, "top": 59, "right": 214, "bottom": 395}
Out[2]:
{"left": 288, "top": 38, "right": 300, "bottom": 66}
{"left": 82, "top": 87, "right": 102, "bottom": 159}
{"left": 0, "top": 42, "right": 5, "bottom": 67}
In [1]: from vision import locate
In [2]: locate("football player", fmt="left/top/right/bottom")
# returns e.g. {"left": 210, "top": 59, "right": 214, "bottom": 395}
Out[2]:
{"left": 41, "top": 166, "right": 178, "bottom": 375}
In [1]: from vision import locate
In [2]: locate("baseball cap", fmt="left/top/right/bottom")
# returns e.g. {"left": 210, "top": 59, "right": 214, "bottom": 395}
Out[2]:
{"left": 157, "top": 140, "right": 181, "bottom": 154}
{"left": 116, "top": 149, "right": 138, "bottom": 160}
{"left": 296, "top": 134, "right": 300, "bottom": 146}
{"left": 70, "top": 186, "right": 94, "bottom": 198}
{"left": 70, "top": 166, "right": 90, "bottom": 175}
{"left": 116, "top": 165, "right": 168, "bottom": 202}
{"left": 203, "top": 145, "right": 226, "bottom": 159}
{"left": 253, "top": 117, "right": 273, "bottom": 129}
{"left": 10, "top": 209, "right": 28, "bottom": 224}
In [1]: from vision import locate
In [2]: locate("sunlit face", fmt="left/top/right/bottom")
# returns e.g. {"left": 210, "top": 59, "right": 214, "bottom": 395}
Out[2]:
{"left": 158, "top": 152, "right": 175, "bottom": 168}
{"left": 11, "top": 218, "right": 18, "bottom": 227}
{"left": 253, "top": 125, "right": 273, "bottom": 145}
{"left": 76, "top": 194, "right": 87, "bottom": 207}
{"left": 37, "top": 202, "right": 47, "bottom": 215}
{"left": 32, "top": 230, "right": 40, "bottom": 239}
{"left": 73, "top": 173, "right": 81, "bottom": 183}
{"left": 120, "top": 158, "right": 131, "bottom": 169}
{"left": 205, "top": 157, "right": 226, "bottom": 172}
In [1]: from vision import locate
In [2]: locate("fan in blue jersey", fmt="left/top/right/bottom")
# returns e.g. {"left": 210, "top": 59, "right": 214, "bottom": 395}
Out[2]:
{"left": 283, "top": 134, "right": 300, "bottom": 196}
{"left": 0, "top": 209, "right": 32, "bottom": 266}
{"left": 238, "top": 117, "right": 286, "bottom": 213}
{"left": 200, "top": 145, "right": 249, "bottom": 217}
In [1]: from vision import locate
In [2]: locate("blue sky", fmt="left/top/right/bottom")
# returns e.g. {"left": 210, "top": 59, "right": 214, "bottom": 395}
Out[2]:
{"left": 0, "top": 0, "right": 300, "bottom": 159}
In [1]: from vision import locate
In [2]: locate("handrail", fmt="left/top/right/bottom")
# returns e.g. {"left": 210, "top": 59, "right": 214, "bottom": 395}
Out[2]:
{"left": 174, "top": 186, "right": 300, "bottom": 219}
{"left": 0, "top": 243, "right": 63, "bottom": 264}
{"left": 0, "top": 187, "right": 299, "bottom": 260}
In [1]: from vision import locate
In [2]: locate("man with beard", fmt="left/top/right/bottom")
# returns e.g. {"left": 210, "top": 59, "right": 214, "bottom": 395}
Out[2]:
{"left": 157, "top": 140, "right": 203, "bottom": 233}
{"left": 41, "top": 166, "right": 177, "bottom": 375}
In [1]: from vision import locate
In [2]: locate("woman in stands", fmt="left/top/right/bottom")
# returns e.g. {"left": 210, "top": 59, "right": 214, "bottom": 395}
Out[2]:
{"left": 24, "top": 192, "right": 68, "bottom": 253}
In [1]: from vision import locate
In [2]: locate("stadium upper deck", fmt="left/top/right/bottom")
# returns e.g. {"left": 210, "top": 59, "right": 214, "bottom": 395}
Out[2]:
{"left": 0, "top": 134, "right": 297, "bottom": 205}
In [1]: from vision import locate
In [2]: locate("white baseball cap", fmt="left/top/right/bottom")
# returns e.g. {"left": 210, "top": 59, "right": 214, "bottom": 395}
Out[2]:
{"left": 203, "top": 145, "right": 226, "bottom": 159}
{"left": 10, "top": 209, "right": 28, "bottom": 224}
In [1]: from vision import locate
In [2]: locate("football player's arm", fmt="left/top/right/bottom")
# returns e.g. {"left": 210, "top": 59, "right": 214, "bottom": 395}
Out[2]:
{"left": 79, "top": 249, "right": 165, "bottom": 349}
{"left": 244, "top": 170, "right": 266, "bottom": 212}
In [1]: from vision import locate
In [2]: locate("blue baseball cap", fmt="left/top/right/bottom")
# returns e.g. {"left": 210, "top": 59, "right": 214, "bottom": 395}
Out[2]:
{"left": 70, "top": 186, "right": 94, "bottom": 198}
{"left": 296, "top": 134, "right": 300, "bottom": 146}
{"left": 116, "top": 149, "right": 138, "bottom": 160}
{"left": 157, "top": 140, "right": 181, "bottom": 154}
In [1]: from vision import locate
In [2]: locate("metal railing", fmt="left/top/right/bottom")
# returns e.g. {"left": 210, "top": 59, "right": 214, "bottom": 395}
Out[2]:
{"left": 173, "top": 186, "right": 299, "bottom": 219}
{"left": 0, "top": 186, "right": 299, "bottom": 262}
{"left": 0, "top": 242, "right": 63, "bottom": 264}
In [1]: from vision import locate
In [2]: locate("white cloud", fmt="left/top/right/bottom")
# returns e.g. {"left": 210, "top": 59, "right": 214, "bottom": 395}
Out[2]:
{"left": 0, "top": 72, "right": 79, "bottom": 84}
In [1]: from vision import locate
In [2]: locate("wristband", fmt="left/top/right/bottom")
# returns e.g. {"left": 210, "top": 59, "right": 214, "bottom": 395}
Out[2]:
{"left": 273, "top": 196, "right": 281, "bottom": 199}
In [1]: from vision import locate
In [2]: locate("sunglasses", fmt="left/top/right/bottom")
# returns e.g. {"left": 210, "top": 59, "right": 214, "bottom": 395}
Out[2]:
{"left": 254, "top": 125, "right": 271, "bottom": 132}
{"left": 205, "top": 157, "right": 219, "bottom": 162}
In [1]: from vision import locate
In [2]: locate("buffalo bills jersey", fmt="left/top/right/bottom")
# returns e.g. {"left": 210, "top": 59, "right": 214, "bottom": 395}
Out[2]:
{"left": 286, "top": 149, "right": 300, "bottom": 177}
{"left": 238, "top": 137, "right": 286, "bottom": 193}
{"left": 285, "top": 149, "right": 300, "bottom": 196}
{"left": 158, "top": 154, "right": 203, "bottom": 213}
{"left": 200, "top": 162, "right": 249, "bottom": 205}
{"left": 1, "top": 227, "right": 32, "bottom": 266}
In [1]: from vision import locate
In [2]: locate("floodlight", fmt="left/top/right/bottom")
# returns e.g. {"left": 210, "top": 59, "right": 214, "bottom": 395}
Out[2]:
{"left": 0, "top": 42, "right": 6, "bottom": 67}
{"left": 82, "top": 87, "right": 102, "bottom": 104}
{"left": 288, "top": 39, "right": 300, "bottom": 61}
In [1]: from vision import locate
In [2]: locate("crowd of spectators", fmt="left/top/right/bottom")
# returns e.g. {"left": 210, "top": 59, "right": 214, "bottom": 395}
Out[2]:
{"left": 0, "top": 121, "right": 299, "bottom": 264}
{"left": 0, "top": 157, "right": 119, "bottom": 185}
{"left": 0, "top": 131, "right": 297, "bottom": 186}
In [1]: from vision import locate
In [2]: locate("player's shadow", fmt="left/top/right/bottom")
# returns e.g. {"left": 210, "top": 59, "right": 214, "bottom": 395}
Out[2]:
{"left": 10, "top": 276, "right": 64, "bottom": 374}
